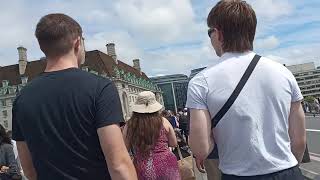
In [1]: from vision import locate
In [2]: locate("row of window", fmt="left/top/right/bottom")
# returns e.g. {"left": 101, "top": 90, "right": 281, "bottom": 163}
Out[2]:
{"left": 302, "top": 89, "right": 320, "bottom": 96}
{"left": 129, "top": 96, "right": 138, "bottom": 103}
{"left": 294, "top": 70, "right": 320, "bottom": 77}
{"left": 297, "top": 78, "right": 320, "bottom": 87}
{"left": 128, "top": 86, "right": 143, "bottom": 93}
{"left": 296, "top": 75, "right": 320, "bottom": 82}
{"left": 300, "top": 84, "right": 320, "bottom": 91}
{"left": 0, "top": 99, "right": 15, "bottom": 107}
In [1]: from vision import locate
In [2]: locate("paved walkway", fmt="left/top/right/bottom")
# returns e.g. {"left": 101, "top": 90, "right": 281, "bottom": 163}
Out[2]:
{"left": 301, "top": 154, "right": 320, "bottom": 179}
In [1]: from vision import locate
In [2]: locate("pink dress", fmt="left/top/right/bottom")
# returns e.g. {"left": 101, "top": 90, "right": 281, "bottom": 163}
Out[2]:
{"left": 134, "top": 126, "right": 180, "bottom": 180}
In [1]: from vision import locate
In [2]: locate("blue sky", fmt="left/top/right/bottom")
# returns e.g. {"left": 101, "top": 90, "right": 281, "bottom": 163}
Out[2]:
{"left": 0, "top": 0, "right": 319, "bottom": 77}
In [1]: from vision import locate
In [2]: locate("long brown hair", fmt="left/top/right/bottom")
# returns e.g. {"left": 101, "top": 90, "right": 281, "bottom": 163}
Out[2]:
{"left": 126, "top": 112, "right": 163, "bottom": 155}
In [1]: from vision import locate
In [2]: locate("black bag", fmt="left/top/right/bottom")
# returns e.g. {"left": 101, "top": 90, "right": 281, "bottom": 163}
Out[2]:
{"left": 208, "top": 54, "right": 261, "bottom": 159}
{"left": 302, "top": 145, "right": 311, "bottom": 163}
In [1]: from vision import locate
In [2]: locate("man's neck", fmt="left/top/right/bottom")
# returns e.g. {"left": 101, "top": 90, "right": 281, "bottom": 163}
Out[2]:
{"left": 45, "top": 55, "right": 79, "bottom": 72}
{"left": 220, "top": 50, "right": 251, "bottom": 57}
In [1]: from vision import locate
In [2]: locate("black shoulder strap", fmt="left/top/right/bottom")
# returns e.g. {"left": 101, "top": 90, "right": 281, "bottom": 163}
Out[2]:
{"left": 212, "top": 54, "right": 261, "bottom": 128}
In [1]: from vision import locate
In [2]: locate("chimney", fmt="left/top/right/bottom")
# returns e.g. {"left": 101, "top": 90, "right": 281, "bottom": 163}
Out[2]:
{"left": 17, "top": 46, "right": 28, "bottom": 75}
{"left": 106, "top": 43, "right": 117, "bottom": 64}
{"left": 133, "top": 59, "right": 141, "bottom": 72}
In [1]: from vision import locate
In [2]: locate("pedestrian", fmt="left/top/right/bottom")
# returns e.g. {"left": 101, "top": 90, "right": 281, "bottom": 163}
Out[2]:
{"left": 179, "top": 108, "right": 190, "bottom": 144}
{"left": 167, "top": 110, "right": 179, "bottom": 129}
{"left": 6, "top": 130, "right": 23, "bottom": 177}
{"left": 0, "top": 125, "right": 21, "bottom": 180}
{"left": 187, "top": 1, "right": 306, "bottom": 180}
{"left": 123, "top": 91, "right": 180, "bottom": 180}
{"left": 12, "top": 13, "right": 137, "bottom": 180}
{"left": 173, "top": 111, "right": 180, "bottom": 128}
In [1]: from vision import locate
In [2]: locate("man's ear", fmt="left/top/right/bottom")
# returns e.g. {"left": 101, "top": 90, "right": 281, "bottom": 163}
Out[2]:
{"left": 74, "top": 37, "right": 81, "bottom": 54}
{"left": 216, "top": 28, "right": 224, "bottom": 42}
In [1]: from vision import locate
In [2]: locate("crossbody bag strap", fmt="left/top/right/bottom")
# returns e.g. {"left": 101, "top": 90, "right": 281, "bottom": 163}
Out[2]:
{"left": 211, "top": 54, "right": 261, "bottom": 128}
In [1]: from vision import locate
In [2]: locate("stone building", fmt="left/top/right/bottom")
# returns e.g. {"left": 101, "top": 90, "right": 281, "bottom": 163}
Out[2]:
{"left": 0, "top": 43, "right": 163, "bottom": 130}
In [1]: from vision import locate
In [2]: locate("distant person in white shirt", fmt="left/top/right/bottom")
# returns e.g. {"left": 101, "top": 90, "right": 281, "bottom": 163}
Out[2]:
{"left": 187, "top": 1, "right": 306, "bottom": 180}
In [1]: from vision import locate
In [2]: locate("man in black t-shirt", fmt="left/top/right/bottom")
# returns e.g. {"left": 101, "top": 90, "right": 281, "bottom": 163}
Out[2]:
{"left": 12, "top": 13, "right": 137, "bottom": 180}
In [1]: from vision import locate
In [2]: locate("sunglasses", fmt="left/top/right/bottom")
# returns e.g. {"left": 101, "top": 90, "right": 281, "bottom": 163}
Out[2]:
{"left": 208, "top": 28, "right": 215, "bottom": 38}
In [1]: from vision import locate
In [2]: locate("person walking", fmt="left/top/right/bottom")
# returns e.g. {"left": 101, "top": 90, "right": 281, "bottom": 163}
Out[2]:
{"left": 187, "top": 1, "right": 306, "bottom": 180}
{"left": 12, "top": 13, "right": 137, "bottom": 180}
{"left": 179, "top": 108, "right": 190, "bottom": 144}
{"left": 123, "top": 91, "right": 180, "bottom": 180}
{"left": 168, "top": 110, "right": 179, "bottom": 129}
{"left": 0, "top": 125, "right": 21, "bottom": 180}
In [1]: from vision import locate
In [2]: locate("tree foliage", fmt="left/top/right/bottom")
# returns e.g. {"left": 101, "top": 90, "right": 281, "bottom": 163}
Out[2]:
{"left": 305, "top": 96, "right": 315, "bottom": 104}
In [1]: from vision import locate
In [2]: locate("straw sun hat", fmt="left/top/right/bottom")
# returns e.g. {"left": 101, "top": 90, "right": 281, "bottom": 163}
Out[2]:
{"left": 132, "top": 91, "right": 163, "bottom": 113}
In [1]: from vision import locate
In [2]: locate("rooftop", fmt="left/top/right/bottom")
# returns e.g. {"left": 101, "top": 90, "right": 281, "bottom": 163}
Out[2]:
{"left": 0, "top": 50, "right": 149, "bottom": 87}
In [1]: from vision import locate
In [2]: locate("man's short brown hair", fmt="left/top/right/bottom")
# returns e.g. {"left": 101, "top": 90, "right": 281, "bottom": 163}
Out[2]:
{"left": 207, "top": 0, "right": 257, "bottom": 52}
{"left": 35, "top": 13, "right": 82, "bottom": 58}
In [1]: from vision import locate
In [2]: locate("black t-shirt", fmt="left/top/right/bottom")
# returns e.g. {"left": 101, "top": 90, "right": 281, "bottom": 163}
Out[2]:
{"left": 12, "top": 68, "right": 124, "bottom": 180}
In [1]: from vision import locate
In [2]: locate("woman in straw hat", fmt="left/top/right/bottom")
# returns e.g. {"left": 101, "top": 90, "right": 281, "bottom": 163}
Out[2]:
{"left": 123, "top": 91, "right": 180, "bottom": 180}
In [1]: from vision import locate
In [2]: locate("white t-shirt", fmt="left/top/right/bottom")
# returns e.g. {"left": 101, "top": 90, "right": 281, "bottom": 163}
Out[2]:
{"left": 186, "top": 51, "right": 303, "bottom": 176}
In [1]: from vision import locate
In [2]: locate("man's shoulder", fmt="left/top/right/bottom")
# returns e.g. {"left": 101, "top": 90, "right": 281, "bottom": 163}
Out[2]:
{"left": 259, "top": 56, "right": 294, "bottom": 76}
{"left": 72, "top": 69, "right": 113, "bottom": 83}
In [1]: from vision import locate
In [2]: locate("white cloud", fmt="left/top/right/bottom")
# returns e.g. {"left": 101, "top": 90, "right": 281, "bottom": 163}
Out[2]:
{"left": 264, "top": 43, "right": 320, "bottom": 67}
{"left": 85, "top": 31, "right": 142, "bottom": 65}
{"left": 0, "top": 0, "right": 318, "bottom": 78}
{"left": 113, "top": 0, "right": 200, "bottom": 44}
{"left": 247, "top": 0, "right": 293, "bottom": 20}
{"left": 141, "top": 40, "right": 218, "bottom": 76}
{"left": 255, "top": 36, "right": 280, "bottom": 50}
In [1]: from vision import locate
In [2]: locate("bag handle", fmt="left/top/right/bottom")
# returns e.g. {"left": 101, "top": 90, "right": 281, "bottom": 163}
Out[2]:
{"left": 177, "top": 144, "right": 184, "bottom": 162}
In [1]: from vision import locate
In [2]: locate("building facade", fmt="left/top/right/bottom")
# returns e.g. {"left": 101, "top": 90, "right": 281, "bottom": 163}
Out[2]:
{"left": 151, "top": 74, "right": 188, "bottom": 113}
{"left": 286, "top": 62, "right": 320, "bottom": 98}
{"left": 0, "top": 43, "right": 163, "bottom": 130}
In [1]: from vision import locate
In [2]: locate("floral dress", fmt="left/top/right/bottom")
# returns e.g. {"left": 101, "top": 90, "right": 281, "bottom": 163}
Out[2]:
{"left": 134, "top": 126, "right": 180, "bottom": 180}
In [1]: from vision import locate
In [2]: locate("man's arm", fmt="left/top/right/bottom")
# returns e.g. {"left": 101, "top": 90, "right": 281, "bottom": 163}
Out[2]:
{"left": 288, "top": 101, "right": 306, "bottom": 163}
{"left": 98, "top": 124, "right": 137, "bottom": 180}
{"left": 189, "top": 109, "right": 214, "bottom": 160}
{"left": 16, "top": 141, "right": 37, "bottom": 180}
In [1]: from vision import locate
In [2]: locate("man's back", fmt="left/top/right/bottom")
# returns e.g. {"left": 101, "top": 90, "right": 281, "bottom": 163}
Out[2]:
{"left": 12, "top": 68, "right": 123, "bottom": 179}
{"left": 188, "top": 52, "right": 303, "bottom": 176}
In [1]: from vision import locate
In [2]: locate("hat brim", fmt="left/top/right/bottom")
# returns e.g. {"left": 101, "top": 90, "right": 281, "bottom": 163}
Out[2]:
{"left": 132, "top": 102, "right": 163, "bottom": 113}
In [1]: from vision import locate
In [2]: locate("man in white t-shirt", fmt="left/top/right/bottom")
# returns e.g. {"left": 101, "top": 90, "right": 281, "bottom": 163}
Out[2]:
{"left": 187, "top": 1, "right": 306, "bottom": 180}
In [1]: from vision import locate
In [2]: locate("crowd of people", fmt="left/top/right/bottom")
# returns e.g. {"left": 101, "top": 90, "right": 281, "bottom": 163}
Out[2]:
{"left": 7, "top": 0, "right": 307, "bottom": 180}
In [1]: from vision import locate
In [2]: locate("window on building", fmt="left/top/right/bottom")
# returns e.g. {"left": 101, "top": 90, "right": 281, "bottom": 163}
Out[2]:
{"left": 1, "top": 100, "right": 6, "bottom": 107}
{"left": 8, "top": 87, "right": 15, "bottom": 94}
{"left": 4, "top": 120, "right": 8, "bottom": 128}
{"left": 21, "top": 76, "right": 28, "bottom": 84}
{"left": 2, "top": 80, "right": 8, "bottom": 87}
{"left": 2, "top": 110, "right": 8, "bottom": 119}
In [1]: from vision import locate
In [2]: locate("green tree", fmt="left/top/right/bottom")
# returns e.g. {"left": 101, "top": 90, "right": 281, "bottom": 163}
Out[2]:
{"left": 305, "top": 96, "right": 315, "bottom": 104}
